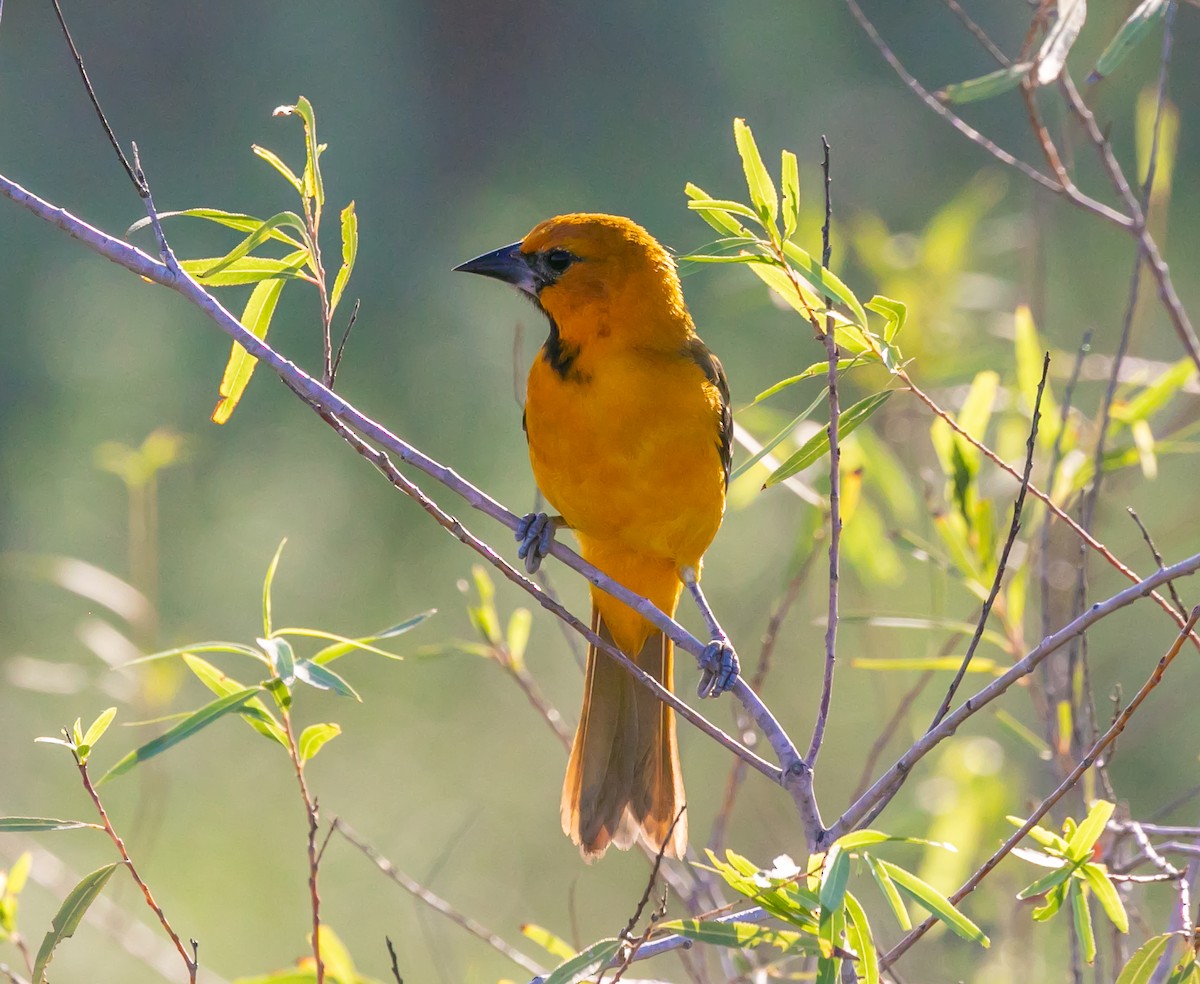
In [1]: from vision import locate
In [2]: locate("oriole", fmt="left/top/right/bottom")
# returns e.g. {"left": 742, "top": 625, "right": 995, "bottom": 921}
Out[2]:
{"left": 456, "top": 213, "right": 735, "bottom": 861}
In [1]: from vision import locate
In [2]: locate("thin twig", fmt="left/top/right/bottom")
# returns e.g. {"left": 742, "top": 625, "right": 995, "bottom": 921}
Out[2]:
{"left": 1128, "top": 509, "right": 1189, "bottom": 617}
{"left": 808, "top": 135, "right": 841, "bottom": 766}
{"left": 334, "top": 819, "right": 545, "bottom": 976}
{"left": 386, "top": 937, "right": 404, "bottom": 984}
{"left": 942, "top": 0, "right": 1010, "bottom": 65}
{"left": 929, "top": 352, "right": 1048, "bottom": 730}
{"left": 280, "top": 708, "right": 325, "bottom": 984}
{"left": 882, "top": 605, "right": 1200, "bottom": 969}
{"left": 826, "top": 555, "right": 1200, "bottom": 844}
{"left": 73, "top": 757, "right": 197, "bottom": 982}
{"left": 329, "top": 298, "right": 359, "bottom": 388}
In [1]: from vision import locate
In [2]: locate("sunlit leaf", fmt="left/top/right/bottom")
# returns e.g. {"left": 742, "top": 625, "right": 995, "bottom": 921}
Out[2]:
{"left": 179, "top": 255, "right": 308, "bottom": 287}
{"left": 656, "top": 917, "right": 819, "bottom": 953}
{"left": 298, "top": 723, "right": 341, "bottom": 762}
{"left": 262, "top": 539, "right": 288, "bottom": 636}
{"left": 1136, "top": 85, "right": 1179, "bottom": 196}
{"left": 1091, "top": 0, "right": 1170, "bottom": 80}
{"left": 1113, "top": 357, "right": 1196, "bottom": 426}
{"left": 1035, "top": 0, "right": 1087, "bottom": 84}
{"left": 938, "top": 62, "right": 1034, "bottom": 104}
{"left": 521, "top": 924, "right": 575, "bottom": 961}
{"left": 852, "top": 656, "right": 997, "bottom": 673}
{"left": 781, "top": 149, "right": 800, "bottom": 239}
{"left": 866, "top": 294, "right": 907, "bottom": 343}
{"left": 0, "top": 818, "right": 98, "bottom": 833}
{"left": 1072, "top": 883, "right": 1097, "bottom": 964}
{"left": 1016, "top": 866, "right": 1074, "bottom": 901}
{"left": 98, "top": 688, "right": 261, "bottom": 783}
{"left": 819, "top": 845, "right": 850, "bottom": 912}
{"left": 275, "top": 97, "right": 325, "bottom": 210}
{"left": 1067, "top": 800, "right": 1114, "bottom": 858}
{"left": 542, "top": 937, "right": 622, "bottom": 984}
{"left": 764, "top": 392, "right": 892, "bottom": 487}
{"left": 81, "top": 708, "right": 117, "bottom": 750}
{"left": 866, "top": 854, "right": 910, "bottom": 931}
{"left": 252, "top": 144, "right": 303, "bottom": 194}
{"left": 1115, "top": 934, "right": 1174, "bottom": 984}
{"left": 877, "top": 860, "right": 989, "bottom": 945}
{"left": 1081, "top": 863, "right": 1129, "bottom": 932}
{"left": 311, "top": 610, "right": 435, "bottom": 664}
{"left": 733, "top": 117, "right": 777, "bottom": 226}
{"left": 197, "top": 212, "right": 309, "bottom": 280}
{"left": 128, "top": 207, "right": 305, "bottom": 249}
{"left": 842, "top": 891, "right": 880, "bottom": 984}
{"left": 751, "top": 360, "right": 862, "bottom": 406}
{"left": 506, "top": 608, "right": 532, "bottom": 667}
{"left": 329, "top": 201, "right": 357, "bottom": 316}
{"left": 31, "top": 863, "right": 121, "bottom": 984}
{"left": 259, "top": 637, "right": 296, "bottom": 686}
{"left": 781, "top": 240, "right": 869, "bottom": 329}
{"left": 732, "top": 387, "right": 829, "bottom": 481}
{"left": 123, "top": 641, "right": 269, "bottom": 667}
{"left": 292, "top": 660, "right": 360, "bottom": 701}
{"left": 684, "top": 183, "right": 749, "bottom": 237}
{"left": 182, "top": 654, "right": 287, "bottom": 746}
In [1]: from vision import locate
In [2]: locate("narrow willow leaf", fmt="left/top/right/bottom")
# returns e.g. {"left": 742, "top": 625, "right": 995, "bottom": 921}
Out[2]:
{"left": 285, "top": 627, "right": 407, "bottom": 663}
{"left": 781, "top": 240, "right": 869, "bottom": 329}
{"left": 258, "top": 636, "right": 296, "bottom": 685}
{"left": 197, "top": 212, "right": 309, "bottom": 280}
{"left": 684, "top": 183, "right": 748, "bottom": 237}
{"left": 866, "top": 295, "right": 907, "bottom": 343}
{"left": 32, "top": 862, "right": 121, "bottom": 983}
{"left": 1091, "top": 0, "right": 1169, "bottom": 80}
{"left": 1114, "top": 358, "right": 1195, "bottom": 425}
{"left": 1016, "top": 865, "right": 1074, "bottom": 900}
{"left": 1115, "top": 934, "right": 1173, "bottom": 984}
{"left": 732, "top": 386, "right": 830, "bottom": 481}
{"left": 1007, "top": 815, "right": 1070, "bottom": 853}
{"left": 765, "top": 392, "right": 892, "bottom": 487}
{"left": 98, "top": 688, "right": 261, "bottom": 783}
{"left": 733, "top": 118, "right": 777, "bottom": 226}
{"left": 310, "top": 610, "right": 435, "bottom": 664}
{"left": 656, "top": 918, "right": 819, "bottom": 953}
{"left": 938, "top": 62, "right": 1034, "bottom": 104}
{"left": 263, "top": 538, "right": 288, "bottom": 637}
{"left": 521, "top": 923, "right": 576, "bottom": 961}
{"left": 182, "top": 654, "right": 288, "bottom": 746}
{"left": 179, "top": 255, "right": 307, "bottom": 287}
{"left": 866, "top": 855, "right": 910, "bottom": 930}
{"left": 506, "top": 608, "right": 533, "bottom": 666}
{"left": 252, "top": 144, "right": 303, "bottom": 194}
{"left": 0, "top": 818, "right": 98, "bottom": 832}
{"left": 752, "top": 360, "right": 861, "bottom": 406}
{"left": 329, "top": 200, "right": 357, "bottom": 316}
{"left": 1072, "top": 883, "right": 1097, "bottom": 964}
{"left": 276, "top": 97, "right": 324, "bottom": 210}
{"left": 878, "top": 860, "right": 989, "bottom": 945}
{"left": 543, "top": 938, "right": 622, "bottom": 984}
{"left": 852, "top": 656, "right": 997, "bottom": 672}
{"left": 123, "top": 641, "right": 268, "bottom": 666}
{"left": 679, "top": 251, "right": 768, "bottom": 265}
{"left": 1068, "top": 800, "right": 1115, "bottom": 858}
{"left": 685, "top": 198, "right": 761, "bottom": 222}
{"left": 1036, "top": 0, "right": 1088, "bottom": 85}
{"left": 1014, "top": 305, "right": 1059, "bottom": 429}
{"left": 128, "top": 208, "right": 304, "bottom": 248}
{"left": 298, "top": 723, "right": 341, "bottom": 762}
{"left": 211, "top": 258, "right": 298, "bottom": 424}
{"left": 1081, "top": 863, "right": 1129, "bottom": 932}
{"left": 819, "top": 845, "right": 851, "bottom": 911}
{"left": 842, "top": 891, "right": 880, "bottom": 984}
{"left": 82, "top": 708, "right": 117, "bottom": 749}
{"left": 781, "top": 150, "right": 800, "bottom": 239}
{"left": 292, "top": 660, "right": 360, "bottom": 701}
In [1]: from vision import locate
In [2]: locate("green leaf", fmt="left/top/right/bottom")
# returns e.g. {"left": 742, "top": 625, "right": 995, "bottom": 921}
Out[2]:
{"left": 832, "top": 829, "right": 897, "bottom": 852}
{"left": 127, "top": 208, "right": 305, "bottom": 249}
{"left": 781, "top": 149, "right": 800, "bottom": 239}
{"left": 98, "top": 688, "right": 261, "bottom": 783}
{"left": 1116, "top": 934, "right": 1174, "bottom": 984}
{"left": 1081, "top": 863, "right": 1129, "bottom": 933}
{"left": 1033, "top": 877, "right": 1070, "bottom": 922}
{"left": 1113, "top": 357, "right": 1196, "bottom": 425}
{"left": 277, "top": 97, "right": 325, "bottom": 210}
{"left": 263, "top": 538, "right": 287, "bottom": 637}
{"left": 866, "top": 295, "right": 907, "bottom": 343}
{"left": 179, "top": 254, "right": 308, "bottom": 287}
{"left": 842, "top": 891, "right": 879, "bottom": 984}
{"left": 781, "top": 240, "right": 870, "bottom": 329}
{"left": 521, "top": 924, "right": 576, "bottom": 961}
{"left": 252, "top": 144, "right": 303, "bottom": 194}
{"left": 1072, "top": 883, "right": 1097, "bottom": 965}
{"left": 259, "top": 636, "right": 296, "bottom": 685}
{"left": 32, "top": 862, "right": 121, "bottom": 984}
{"left": 685, "top": 198, "right": 761, "bottom": 222}
{"left": 819, "top": 845, "right": 851, "bottom": 912}
{"left": 732, "top": 386, "right": 830, "bottom": 481}
{"left": 329, "top": 201, "right": 358, "bottom": 317}
{"left": 1092, "top": 0, "right": 1170, "bottom": 80}
{"left": 684, "top": 183, "right": 749, "bottom": 237}
{"left": 197, "top": 212, "right": 309, "bottom": 280}
{"left": 311, "top": 610, "right": 435, "bottom": 664}
{"left": 1008, "top": 815, "right": 1070, "bottom": 853}
{"left": 81, "top": 707, "right": 117, "bottom": 750}
{"left": 656, "top": 917, "right": 819, "bottom": 953}
{"left": 284, "top": 627, "right": 408, "bottom": 663}
{"left": 1016, "top": 865, "right": 1073, "bottom": 901}
{"left": 543, "top": 937, "right": 622, "bottom": 984}
{"left": 211, "top": 257, "right": 299, "bottom": 424}
{"left": 866, "top": 854, "right": 910, "bottom": 931}
{"left": 853, "top": 656, "right": 997, "bottom": 672}
{"left": 298, "top": 723, "right": 341, "bottom": 762}
{"left": 765, "top": 392, "right": 893, "bottom": 487}
{"left": 937, "top": 62, "right": 1034, "bottom": 104}
{"left": 182, "top": 654, "right": 288, "bottom": 747}
{"left": 1068, "top": 800, "right": 1115, "bottom": 859}
{"left": 733, "top": 118, "right": 778, "bottom": 226}
{"left": 293, "top": 660, "right": 360, "bottom": 701}
{"left": 751, "top": 360, "right": 862, "bottom": 406}
{"left": 506, "top": 608, "right": 533, "bottom": 666}
{"left": 0, "top": 818, "right": 98, "bottom": 833}
{"left": 877, "top": 860, "right": 989, "bottom": 946}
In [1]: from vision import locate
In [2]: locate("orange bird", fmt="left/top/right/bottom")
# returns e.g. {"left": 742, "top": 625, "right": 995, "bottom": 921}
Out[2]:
{"left": 456, "top": 214, "right": 737, "bottom": 860}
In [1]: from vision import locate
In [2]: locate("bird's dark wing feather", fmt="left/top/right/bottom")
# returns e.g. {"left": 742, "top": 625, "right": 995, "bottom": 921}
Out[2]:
{"left": 684, "top": 337, "right": 733, "bottom": 487}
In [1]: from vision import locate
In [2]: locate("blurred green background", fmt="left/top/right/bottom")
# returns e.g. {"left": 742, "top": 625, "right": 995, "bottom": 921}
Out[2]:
{"left": 2, "top": 3, "right": 1199, "bottom": 982}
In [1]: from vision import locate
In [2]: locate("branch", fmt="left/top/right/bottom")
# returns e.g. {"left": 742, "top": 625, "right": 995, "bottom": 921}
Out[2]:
{"left": 826, "top": 554, "right": 1200, "bottom": 844}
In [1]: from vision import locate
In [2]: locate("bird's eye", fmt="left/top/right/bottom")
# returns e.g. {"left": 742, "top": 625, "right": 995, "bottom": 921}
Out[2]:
{"left": 545, "top": 248, "right": 575, "bottom": 274}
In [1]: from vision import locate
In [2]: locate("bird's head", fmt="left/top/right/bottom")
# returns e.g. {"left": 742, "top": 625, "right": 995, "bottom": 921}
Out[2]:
{"left": 455, "top": 213, "right": 693, "bottom": 350}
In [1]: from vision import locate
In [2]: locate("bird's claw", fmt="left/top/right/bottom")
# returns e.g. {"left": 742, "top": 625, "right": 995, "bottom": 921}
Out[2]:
{"left": 516, "top": 512, "right": 557, "bottom": 573}
{"left": 696, "top": 639, "right": 739, "bottom": 698}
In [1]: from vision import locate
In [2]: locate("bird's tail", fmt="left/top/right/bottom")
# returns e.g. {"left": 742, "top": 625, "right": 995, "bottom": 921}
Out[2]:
{"left": 560, "top": 607, "right": 687, "bottom": 862}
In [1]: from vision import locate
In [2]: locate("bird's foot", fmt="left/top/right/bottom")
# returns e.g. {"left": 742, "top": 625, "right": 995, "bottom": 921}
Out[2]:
{"left": 696, "top": 638, "right": 739, "bottom": 698}
{"left": 515, "top": 512, "right": 561, "bottom": 573}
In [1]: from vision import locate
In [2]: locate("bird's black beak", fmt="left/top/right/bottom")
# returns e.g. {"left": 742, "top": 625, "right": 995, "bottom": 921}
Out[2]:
{"left": 453, "top": 241, "right": 539, "bottom": 297}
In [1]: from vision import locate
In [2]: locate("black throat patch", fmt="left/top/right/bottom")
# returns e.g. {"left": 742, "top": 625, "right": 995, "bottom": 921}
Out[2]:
{"left": 541, "top": 315, "right": 588, "bottom": 383}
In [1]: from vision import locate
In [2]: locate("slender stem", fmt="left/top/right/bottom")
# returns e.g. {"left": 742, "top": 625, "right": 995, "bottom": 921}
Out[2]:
{"left": 882, "top": 606, "right": 1200, "bottom": 969}
{"left": 74, "top": 758, "right": 197, "bottom": 982}
{"left": 280, "top": 707, "right": 324, "bottom": 984}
